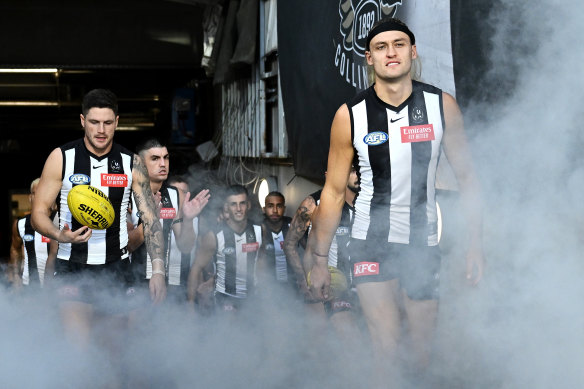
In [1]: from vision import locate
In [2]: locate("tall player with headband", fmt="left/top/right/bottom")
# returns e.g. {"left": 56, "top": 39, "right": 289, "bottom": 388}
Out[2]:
{"left": 305, "top": 18, "right": 484, "bottom": 383}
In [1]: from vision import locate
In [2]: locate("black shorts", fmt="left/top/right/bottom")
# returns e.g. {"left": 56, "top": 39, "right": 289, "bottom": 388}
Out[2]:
{"left": 214, "top": 292, "right": 245, "bottom": 312}
{"left": 323, "top": 291, "right": 354, "bottom": 317}
{"left": 54, "top": 258, "right": 134, "bottom": 314}
{"left": 349, "top": 239, "right": 441, "bottom": 300}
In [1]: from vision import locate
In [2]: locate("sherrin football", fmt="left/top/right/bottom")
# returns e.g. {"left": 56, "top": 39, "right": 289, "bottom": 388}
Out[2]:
{"left": 67, "top": 185, "right": 115, "bottom": 230}
{"left": 307, "top": 265, "right": 349, "bottom": 300}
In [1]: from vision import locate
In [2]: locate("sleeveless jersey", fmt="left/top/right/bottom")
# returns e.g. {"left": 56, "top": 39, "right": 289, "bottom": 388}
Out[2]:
{"left": 309, "top": 190, "right": 354, "bottom": 274}
{"left": 130, "top": 184, "right": 185, "bottom": 285}
{"left": 263, "top": 216, "right": 292, "bottom": 282}
{"left": 17, "top": 214, "right": 50, "bottom": 286}
{"left": 349, "top": 81, "right": 444, "bottom": 246}
{"left": 58, "top": 139, "right": 133, "bottom": 264}
{"left": 214, "top": 221, "right": 262, "bottom": 299}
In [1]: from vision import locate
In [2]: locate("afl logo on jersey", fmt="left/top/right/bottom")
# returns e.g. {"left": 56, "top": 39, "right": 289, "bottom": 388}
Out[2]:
{"left": 265, "top": 243, "right": 274, "bottom": 251}
{"left": 69, "top": 174, "right": 90, "bottom": 185}
{"left": 363, "top": 131, "right": 388, "bottom": 146}
{"left": 223, "top": 247, "right": 236, "bottom": 255}
{"left": 336, "top": 226, "right": 350, "bottom": 236}
{"left": 23, "top": 234, "right": 34, "bottom": 242}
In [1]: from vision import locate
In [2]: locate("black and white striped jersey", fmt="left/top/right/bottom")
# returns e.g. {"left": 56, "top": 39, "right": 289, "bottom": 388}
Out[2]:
{"left": 263, "top": 216, "right": 292, "bottom": 282}
{"left": 130, "top": 184, "right": 186, "bottom": 285}
{"left": 57, "top": 139, "right": 133, "bottom": 264}
{"left": 349, "top": 81, "right": 444, "bottom": 246}
{"left": 214, "top": 221, "right": 262, "bottom": 299}
{"left": 309, "top": 190, "right": 354, "bottom": 273}
{"left": 17, "top": 214, "right": 50, "bottom": 286}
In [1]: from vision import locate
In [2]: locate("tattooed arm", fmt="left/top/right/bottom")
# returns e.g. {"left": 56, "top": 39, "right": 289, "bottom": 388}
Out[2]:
{"left": 283, "top": 195, "right": 317, "bottom": 300}
{"left": 132, "top": 154, "right": 166, "bottom": 304}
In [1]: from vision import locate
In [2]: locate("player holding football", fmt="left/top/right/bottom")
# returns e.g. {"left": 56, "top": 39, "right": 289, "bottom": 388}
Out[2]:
{"left": 31, "top": 89, "right": 166, "bottom": 351}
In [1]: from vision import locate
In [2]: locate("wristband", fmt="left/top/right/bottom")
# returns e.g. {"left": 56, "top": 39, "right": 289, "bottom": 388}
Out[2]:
{"left": 152, "top": 258, "right": 164, "bottom": 265}
{"left": 172, "top": 218, "right": 183, "bottom": 225}
{"left": 152, "top": 269, "right": 165, "bottom": 277}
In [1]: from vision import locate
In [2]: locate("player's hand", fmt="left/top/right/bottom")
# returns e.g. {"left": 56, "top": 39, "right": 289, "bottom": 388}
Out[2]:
{"left": 297, "top": 276, "right": 317, "bottom": 303}
{"left": 308, "top": 262, "right": 331, "bottom": 301}
{"left": 196, "top": 277, "right": 215, "bottom": 311}
{"left": 58, "top": 223, "right": 92, "bottom": 243}
{"left": 182, "top": 189, "right": 211, "bottom": 220}
{"left": 149, "top": 273, "right": 167, "bottom": 304}
{"left": 465, "top": 247, "right": 484, "bottom": 286}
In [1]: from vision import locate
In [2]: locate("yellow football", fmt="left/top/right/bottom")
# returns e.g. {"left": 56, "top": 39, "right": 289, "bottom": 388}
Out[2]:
{"left": 307, "top": 266, "right": 349, "bottom": 299}
{"left": 67, "top": 185, "right": 115, "bottom": 230}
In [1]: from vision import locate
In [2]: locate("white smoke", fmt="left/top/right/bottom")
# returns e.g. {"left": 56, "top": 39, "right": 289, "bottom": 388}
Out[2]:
{"left": 2, "top": 1, "right": 583, "bottom": 388}
{"left": 432, "top": 1, "right": 584, "bottom": 388}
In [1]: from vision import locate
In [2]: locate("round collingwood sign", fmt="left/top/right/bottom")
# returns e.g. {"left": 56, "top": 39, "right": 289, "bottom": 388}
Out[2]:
{"left": 335, "top": 0, "right": 403, "bottom": 89}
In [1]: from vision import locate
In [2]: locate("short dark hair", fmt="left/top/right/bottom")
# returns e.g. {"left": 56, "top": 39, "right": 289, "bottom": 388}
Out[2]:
{"left": 136, "top": 138, "right": 167, "bottom": 155}
{"left": 81, "top": 89, "right": 118, "bottom": 116}
{"left": 265, "top": 191, "right": 285, "bottom": 204}
{"left": 225, "top": 184, "right": 248, "bottom": 200}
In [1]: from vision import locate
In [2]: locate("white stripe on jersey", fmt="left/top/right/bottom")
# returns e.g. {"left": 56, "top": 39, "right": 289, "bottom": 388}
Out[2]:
{"left": 17, "top": 218, "right": 49, "bottom": 286}
{"left": 424, "top": 91, "right": 442, "bottom": 245}
{"left": 387, "top": 105, "right": 413, "bottom": 244}
{"left": 271, "top": 230, "right": 288, "bottom": 281}
{"left": 352, "top": 100, "right": 373, "bottom": 240}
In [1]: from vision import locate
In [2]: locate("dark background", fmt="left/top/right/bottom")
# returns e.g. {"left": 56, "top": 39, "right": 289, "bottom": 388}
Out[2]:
{"left": 0, "top": 0, "right": 498, "bottom": 257}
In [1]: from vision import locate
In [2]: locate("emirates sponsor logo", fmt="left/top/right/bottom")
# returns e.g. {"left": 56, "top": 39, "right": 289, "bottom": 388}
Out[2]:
{"left": 354, "top": 261, "right": 379, "bottom": 276}
{"left": 101, "top": 173, "right": 128, "bottom": 187}
{"left": 159, "top": 208, "right": 177, "bottom": 219}
{"left": 400, "top": 124, "right": 435, "bottom": 143}
{"left": 242, "top": 242, "right": 259, "bottom": 253}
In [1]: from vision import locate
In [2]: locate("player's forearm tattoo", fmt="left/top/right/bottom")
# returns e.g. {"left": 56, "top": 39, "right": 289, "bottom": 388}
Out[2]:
{"left": 284, "top": 197, "right": 315, "bottom": 278}
{"left": 133, "top": 155, "right": 164, "bottom": 260}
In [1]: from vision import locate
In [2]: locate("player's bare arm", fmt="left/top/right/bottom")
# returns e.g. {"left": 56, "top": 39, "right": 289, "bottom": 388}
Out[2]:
{"left": 441, "top": 92, "right": 484, "bottom": 285}
{"left": 126, "top": 216, "right": 144, "bottom": 253}
{"left": 283, "top": 195, "right": 317, "bottom": 296}
{"left": 173, "top": 189, "right": 210, "bottom": 253}
{"left": 32, "top": 148, "right": 92, "bottom": 243}
{"left": 186, "top": 229, "right": 216, "bottom": 307}
{"left": 8, "top": 219, "right": 23, "bottom": 287}
{"left": 43, "top": 238, "right": 58, "bottom": 287}
{"left": 132, "top": 154, "right": 166, "bottom": 303}
{"left": 306, "top": 104, "right": 354, "bottom": 300}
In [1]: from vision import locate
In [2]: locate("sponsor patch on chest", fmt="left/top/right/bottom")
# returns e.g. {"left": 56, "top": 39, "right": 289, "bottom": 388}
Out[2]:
{"left": 159, "top": 208, "right": 177, "bottom": 219}
{"left": 242, "top": 242, "right": 259, "bottom": 253}
{"left": 400, "top": 124, "right": 435, "bottom": 143}
{"left": 101, "top": 173, "right": 128, "bottom": 187}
